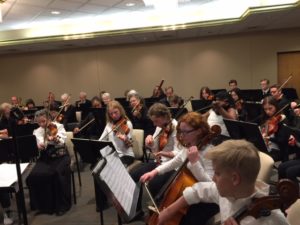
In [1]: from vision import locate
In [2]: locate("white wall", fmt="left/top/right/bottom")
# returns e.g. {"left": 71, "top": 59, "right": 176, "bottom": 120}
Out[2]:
{"left": 1, "top": 28, "right": 300, "bottom": 105}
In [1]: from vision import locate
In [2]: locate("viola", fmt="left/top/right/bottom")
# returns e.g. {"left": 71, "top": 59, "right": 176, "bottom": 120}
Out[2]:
{"left": 47, "top": 122, "right": 58, "bottom": 137}
{"left": 233, "top": 179, "right": 298, "bottom": 224}
{"left": 262, "top": 114, "right": 282, "bottom": 139}
{"left": 112, "top": 118, "right": 132, "bottom": 147}
{"left": 207, "top": 95, "right": 214, "bottom": 101}
{"left": 132, "top": 102, "right": 142, "bottom": 118}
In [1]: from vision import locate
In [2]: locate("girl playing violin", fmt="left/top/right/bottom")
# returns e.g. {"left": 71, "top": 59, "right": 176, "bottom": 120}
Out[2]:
{"left": 260, "top": 96, "right": 290, "bottom": 162}
{"left": 26, "top": 109, "right": 71, "bottom": 216}
{"left": 140, "top": 112, "right": 219, "bottom": 225}
{"left": 200, "top": 86, "right": 214, "bottom": 100}
{"left": 99, "top": 100, "right": 135, "bottom": 167}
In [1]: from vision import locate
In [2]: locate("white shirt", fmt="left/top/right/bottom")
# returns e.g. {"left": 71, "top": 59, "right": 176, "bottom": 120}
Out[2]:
{"left": 183, "top": 181, "right": 289, "bottom": 225}
{"left": 33, "top": 122, "right": 66, "bottom": 147}
{"left": 99, "top": 120, "right": 134, "bottom": 158}
{"left": 147, "top": 119, "right": 179, "bottom": 164}
{"left": 156, "top": 144, "right": 214, "bottom": 182}
{"left": 207, "top": 109, "right": 230, "bottom": 137}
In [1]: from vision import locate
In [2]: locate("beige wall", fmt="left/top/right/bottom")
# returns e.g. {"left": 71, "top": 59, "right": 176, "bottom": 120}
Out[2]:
{"left": 1, "top": 28, "right": 300, "bottom": 105}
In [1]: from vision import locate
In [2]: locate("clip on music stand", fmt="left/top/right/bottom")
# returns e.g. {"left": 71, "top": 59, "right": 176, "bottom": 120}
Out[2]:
{"left": 223, "top": 119, "right": 268, "bottom": 153}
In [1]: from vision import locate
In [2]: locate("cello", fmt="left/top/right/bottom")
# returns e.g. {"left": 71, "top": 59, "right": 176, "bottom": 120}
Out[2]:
{"left": 146, "top": 125, "right": 221, "bottom": 225}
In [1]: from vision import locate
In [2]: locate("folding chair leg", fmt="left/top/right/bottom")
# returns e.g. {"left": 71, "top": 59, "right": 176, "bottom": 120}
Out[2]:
{"left": 71, "top": 171, "right": 77, "bottom": 204}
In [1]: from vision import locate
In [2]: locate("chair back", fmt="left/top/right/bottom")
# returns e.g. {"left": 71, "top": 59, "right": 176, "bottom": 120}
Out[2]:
{"left": 257, "top": 151, "right": 274, "bottom": 182}
{"left": 65, "top": 131, "right": 76, "bottom": 169}
{"left": 131, "top": 129, "right": 144, "bottom": 160}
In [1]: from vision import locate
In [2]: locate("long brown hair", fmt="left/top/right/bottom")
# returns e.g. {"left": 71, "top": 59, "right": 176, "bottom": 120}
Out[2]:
{"left": 106, "top": 100, "right": 129, "bottom": 123}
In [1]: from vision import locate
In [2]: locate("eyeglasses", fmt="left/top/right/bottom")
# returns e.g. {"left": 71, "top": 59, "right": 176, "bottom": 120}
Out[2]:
{"left": 178, "top": 129, "right": 195, "bottom": 135}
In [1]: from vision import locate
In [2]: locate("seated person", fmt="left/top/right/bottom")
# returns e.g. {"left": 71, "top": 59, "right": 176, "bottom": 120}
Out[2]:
{"left": 26, "top": 109, "right": 71, "bottom": 216}
{"left": 157, "top": 139, "right": 289, "bottom": 225}
{"left": 0, "top": 191, "right": 13, "bottom": 225}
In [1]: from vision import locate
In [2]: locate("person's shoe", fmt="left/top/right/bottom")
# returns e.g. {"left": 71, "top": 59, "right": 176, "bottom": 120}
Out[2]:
{"left": 3, "top": 212, "right": 13, "bottom": 225}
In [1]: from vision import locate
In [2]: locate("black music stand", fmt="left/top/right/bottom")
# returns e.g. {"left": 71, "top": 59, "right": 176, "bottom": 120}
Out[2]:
{"left": 211, "top": 89, "right": 226, "bottom": 95}
{"left": 191, "top": 99, "right": 212, "bottom": 113}
{"left": 115, "top": 98, "right": 129, "bottom": 108}
{"left": 283, "top": 124, "right": 300, "bottom": 141}
{"left": 223, "top": 119, "right": 268, "bottom": 153}
{"left": 169, "top": 107, "right": 188, "bottom": 119}
{"left": 92, "top": 147, "right": 140, "bottom": 225}
{"left": 15, "top": 123, "right": 39, "bottom": 137}
{"left": 71, "top": 138, "right": 114, "bottom": 225}
{"left": 282, "top": 88, "right": 298, "bottom": 100}
{"left": 144, "top": 97, "right": 159, "bottom": 108}
{"left": 91, "top": 108, "right": 106, "bottom": 135}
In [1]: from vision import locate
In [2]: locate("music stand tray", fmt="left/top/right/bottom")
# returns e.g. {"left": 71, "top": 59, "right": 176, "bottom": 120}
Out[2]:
{"left": 71, "top": 138, "right": 113, "bottom": 164}
{"left": 223, "top": 119, "right": 268, "bottom": 153}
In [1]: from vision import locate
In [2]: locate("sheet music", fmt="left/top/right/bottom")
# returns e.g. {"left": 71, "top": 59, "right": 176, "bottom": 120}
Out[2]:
{"left": 99, "top": 150, "right": 137, "bottom": 216}
{"left": 0, "top": 163, "right": 29, "bottom": 187}
{"left": 99, "top": 144, "right": 113, "bottom": 157}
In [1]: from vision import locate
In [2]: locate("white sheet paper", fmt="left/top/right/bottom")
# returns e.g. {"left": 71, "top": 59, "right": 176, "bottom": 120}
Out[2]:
{"left": 0, "top": 163, "right": 30, "bottom": 187}
{"left": 99, "top": 151, "right": 136, "bottom": 216}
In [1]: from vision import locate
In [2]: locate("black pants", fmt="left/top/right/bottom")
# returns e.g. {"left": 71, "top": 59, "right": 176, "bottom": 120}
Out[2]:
{"left": 278, "top": 159, "right": 300, "bottom": 182}
{"left": 0, "top": 192, "right": 10, "bottom": 209}
{"left": 26, "top": 155, "right": 71, "bottom": 214}
{"left": 180, "top": 202, "right": 219, "bottom": 225}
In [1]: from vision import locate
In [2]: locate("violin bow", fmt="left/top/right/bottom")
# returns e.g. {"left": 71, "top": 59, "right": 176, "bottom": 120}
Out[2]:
{"left": 54, "top": 95, "right": 71, "bottom": 121}
{"left": 278, "top": 74, "right": 292, "bottom": 92}
{"left": 144, "top": 182, "right": 160, "bottom": 215}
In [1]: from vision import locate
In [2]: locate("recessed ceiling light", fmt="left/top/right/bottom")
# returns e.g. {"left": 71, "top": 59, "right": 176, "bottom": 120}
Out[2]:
{"left": 51, "top": 11, "right": 61, "bottom": 15}
{"left": 126, "top": 2, "right": 135, "bottom": 7}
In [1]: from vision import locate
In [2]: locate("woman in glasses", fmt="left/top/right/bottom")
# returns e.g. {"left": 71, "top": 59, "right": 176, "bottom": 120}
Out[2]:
{"left": 140, "top": 111, "right": 220, "bottom": 225}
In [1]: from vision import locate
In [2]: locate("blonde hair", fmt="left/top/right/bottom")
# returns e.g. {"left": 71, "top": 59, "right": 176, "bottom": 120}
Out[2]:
{"left": 106, "top": 100, "right": 128, "bottom": 123}
{"left": 206, "top": 140, "right": 260, "bottom": 184}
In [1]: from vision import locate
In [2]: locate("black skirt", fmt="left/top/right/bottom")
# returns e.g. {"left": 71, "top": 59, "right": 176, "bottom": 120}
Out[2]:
{"left": 26, "top": 154, "right": 71, "bottom": 214}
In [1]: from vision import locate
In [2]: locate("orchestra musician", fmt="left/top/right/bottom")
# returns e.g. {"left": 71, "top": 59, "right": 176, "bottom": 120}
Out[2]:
{"left": 140, "top": 112, "right": 219, "bottom": 225}
{"left": 151, "top": 85, "right": 166, "bottom": 100}
{"left": 129, "top": 93, "right": 155, "bottom": 137}
{"left": 159, "top": 86, "right": 174, "bottom": 107}
{"left": 260, "top": 78, "right": 271, "bottom": 99}
{"left": 157, "top": 140, "right": 289, "bottom": 225}
{"left": 230, "top": 88, "right": 248, "bottom": 121}
{"left": 0, "top": 104, "right": 13, "bottom": 225}
{"left": 260, "top": 96, "right": 290, "bottom": 162}
{"left": 199, "top": 86, "right": 214, "bottom": 100}
{"left": 100, "top": 92, "right": 112, "bottom": 107}
{"left": 228, "top": 79, "right": 240, "bottom": 95}
{"left": 205, "top": 91, "right": 237, "bottom": 137}
{"left": 57, "top": 93, "right": 77, "bottom": 127}
{"left": 270, "top": 84, "right": 290, "bottom": 119}
{"left": 75, "top": 91, "right": 92, "bottom": 121}
{"left": 26, "top": 109, "right": 71, "bottom": 216}
{"left": 73, "top": 96, "right": 103, "bottom": 139}
{"left": 130, "top": 103, "right": 179, "bottom": 197}
{"left": 278, "top": 101, "right": 300, "bottom": 183}
{"left": 99, "top": 100, "right": 135, "bottom": 167}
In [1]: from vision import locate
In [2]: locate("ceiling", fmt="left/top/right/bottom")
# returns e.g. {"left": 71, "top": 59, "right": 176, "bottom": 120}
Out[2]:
{"left": 0, "top": 0, "right": 300, "bottom": 55}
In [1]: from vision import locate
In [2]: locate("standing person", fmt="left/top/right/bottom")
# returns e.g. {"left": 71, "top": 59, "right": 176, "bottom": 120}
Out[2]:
{"left": 26, "top": 109, "right": 71, "bottom": 216}
{"left": 260, "top": 78, "right": 271, "bottom": 99}
{"left": 130, "top": 103, "right": 179, "bottom": 196}
{"left": 260, "top": 96, "right": 290, "bottom": 162}
{"left": 140, "top": 112, "right": 220, "bottom": 225}
{"left": 129, "top": 93, "right": 155, "bottom": 137}
{"left": 157, "top": 140, "right": 289, "bottom": 225}
{"left": 99, "top": 100, "right": 135, "bottom": 167}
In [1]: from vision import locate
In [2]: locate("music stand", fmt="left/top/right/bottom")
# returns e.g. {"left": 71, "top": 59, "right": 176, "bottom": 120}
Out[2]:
{"left": 115, "top": 98, "right": 129, "bottom": 108}
{"left": 0, "top": 138, "right": 14, "bottom": 163}
{"left": 191, "top": 99, "right": 212, "bottom": 113}
{"left": 223, "top": 119, "right": 268, "bottom": 153}
{"left": 92, "top": 146, "right": 140, "bottom": 224}
{"left": 240, "top": 89, "right": 263, "bottom": 102}
{"left": 282, "top": 88, "right": 298, "bottom": 100}
{"left": 283, "top": 124, "right": 300, "bottom": 141}
{"left": 15, "top": 123, "right": 39, "bottom": 136}
{"left": 71, "top": 138, "right": 113, "bottom": 165}
{"left": 144, "top": 97, "right": 159, "bottom": 108}
{"left": 211, "top": 89, "right": 226, "bottom": 95}
{"left": 169, "top": 107, "right": 188, "bottom": 119}
{"left": 91, "top": 108, "right": 106, "bottom": 135}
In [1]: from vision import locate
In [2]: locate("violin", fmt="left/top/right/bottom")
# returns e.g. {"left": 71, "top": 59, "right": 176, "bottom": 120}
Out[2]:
{"left": 207, "top": 95, "right": 214, "bottom": 101}
{"left": 132, "top": 102, "right": 142, "bottom": 118}
{"left": 233, "top": 179, "right": 299, "bottom": 224}
{"left": 47, "top": 122, "right": 58, "bottom": 137}
{"left": 147, "top": 125, "right": 221, "bottom": 225}
{"left": 112, "top": 118, "right": 133, "bottom": 147}
{"left": 235, "top": 99, "right": 244, "bottom": 111}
